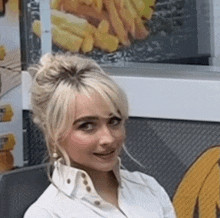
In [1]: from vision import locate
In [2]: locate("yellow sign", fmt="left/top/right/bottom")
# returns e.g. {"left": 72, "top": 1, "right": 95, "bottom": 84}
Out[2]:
{"left": 0, "top": 104, "right": 14, "bottom": 122}
{"left": 0, "top": 133, "right": 16, "bottom": 151}
{"left": 0, "top": 151, "right": 14, "bottom": 173}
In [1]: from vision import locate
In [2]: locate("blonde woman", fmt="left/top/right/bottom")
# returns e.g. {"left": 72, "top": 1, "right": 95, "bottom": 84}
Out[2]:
{"left": 24, "top": 53, "right": 176, "bottom": 218}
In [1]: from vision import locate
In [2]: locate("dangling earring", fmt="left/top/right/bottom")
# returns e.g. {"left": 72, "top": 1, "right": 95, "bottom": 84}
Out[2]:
{"left": 52, "top": 152, "right": 59, "bottom": 159}
{"left": 52, "top": 146, "right": 59, "bottom": 159}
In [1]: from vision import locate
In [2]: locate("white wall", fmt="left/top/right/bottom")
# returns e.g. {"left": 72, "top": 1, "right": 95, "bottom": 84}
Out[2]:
{"left": 209, "top": 0, "right": 220, "bottom": 65}
{"left": 22, "top": 63, "right": 220, "bottom": 122}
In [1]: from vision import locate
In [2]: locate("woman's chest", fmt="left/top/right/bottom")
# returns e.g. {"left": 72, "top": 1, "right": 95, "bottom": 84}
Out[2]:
{"left": 54, "top": 186, "right": 163, "bottom": 218}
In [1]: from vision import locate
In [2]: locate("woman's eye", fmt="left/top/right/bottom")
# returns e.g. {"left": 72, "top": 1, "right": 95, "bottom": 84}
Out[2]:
{"left": 78, "top": 122, "right": 95, "bottom": 132}
{"left": 109, "top": 117, "right": 122, "bottom": 126}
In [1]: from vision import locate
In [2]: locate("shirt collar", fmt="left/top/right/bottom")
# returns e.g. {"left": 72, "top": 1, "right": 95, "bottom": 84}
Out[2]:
{"left": 52, "top": 158, "right": 122, "bottom": 198}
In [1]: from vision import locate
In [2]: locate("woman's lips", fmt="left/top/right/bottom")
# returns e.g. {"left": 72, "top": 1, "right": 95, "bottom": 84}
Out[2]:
{"left": 93, "top": 150, "right": 116, "bottom": 159}
{"left": 94, "top": 150, "right": 114, "bottom": 156}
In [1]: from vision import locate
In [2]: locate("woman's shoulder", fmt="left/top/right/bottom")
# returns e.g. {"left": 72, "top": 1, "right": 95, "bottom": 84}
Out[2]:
{"left": 120, "top": 169, "right": 176, "bottom": 217}
{"left": 120, "top": 170, "right": 171, "bottom": 203}
{"left": 23, "top": 184, "right": 59, "bottom": 218}
{"left": 120, "top": 169, "right": 161, "bottom": 189}
{"left": 24, "top": 205, "right": 53, "bottom": 218}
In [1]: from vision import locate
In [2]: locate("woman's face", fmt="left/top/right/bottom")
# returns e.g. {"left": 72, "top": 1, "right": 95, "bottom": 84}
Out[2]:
{"left": 61, "top": 92, "right": 125, "bottom": 173}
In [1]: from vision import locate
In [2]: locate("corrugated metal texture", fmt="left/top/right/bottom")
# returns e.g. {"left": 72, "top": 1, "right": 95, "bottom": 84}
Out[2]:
{"left": 122, "top": 117, "right": 220, "bottom": 197}
{"left": 23, "top": 111, "right": 220, "bottom": 197}
{"left": 23, "top": 110, "right": 48, "bottom": 166}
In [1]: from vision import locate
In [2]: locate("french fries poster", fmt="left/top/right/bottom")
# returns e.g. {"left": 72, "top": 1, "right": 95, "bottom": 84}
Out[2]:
{"left": 24, "top": 0, "right": 198, "bottom": 66}
{"left": 0, "top": 0, "right": 21, "bottom": 98}
{"left": 0, "top": 0, "right": 23, "bottom": 171}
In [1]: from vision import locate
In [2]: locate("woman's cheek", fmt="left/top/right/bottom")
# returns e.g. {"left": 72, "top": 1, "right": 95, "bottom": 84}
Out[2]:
{"left": 120, "top": 127, "right": 126, "bottom": 140}
{"left": 71, "top": 132, "right": 97, "bottom": 145}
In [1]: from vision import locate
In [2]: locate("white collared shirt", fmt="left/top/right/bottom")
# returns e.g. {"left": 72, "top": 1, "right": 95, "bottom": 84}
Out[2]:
{"left": 24, "top": 160, "right": 176, "bottom": 218}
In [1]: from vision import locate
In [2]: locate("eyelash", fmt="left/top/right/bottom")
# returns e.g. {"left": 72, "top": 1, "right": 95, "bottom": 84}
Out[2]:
{"left": 108, "top": 117, "right": 122, "bottom": 126}
{"left": 78, "top": 117, "right": 122, "bottom": 132}
{"left": 78, "top": 122, "right": 95, "bottom": 131}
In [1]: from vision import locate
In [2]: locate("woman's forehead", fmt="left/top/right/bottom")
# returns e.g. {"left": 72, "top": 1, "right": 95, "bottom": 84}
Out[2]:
{"left": 69, "top": 93, "right": 116, "bottom": 120}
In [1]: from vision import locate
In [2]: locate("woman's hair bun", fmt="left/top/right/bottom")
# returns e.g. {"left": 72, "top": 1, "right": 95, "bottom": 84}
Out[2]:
{"left": 39, "top": 53, "right": 54, "bottom": 67}
{"left": 28, "top": 53, "right": 56, "bottom": 79}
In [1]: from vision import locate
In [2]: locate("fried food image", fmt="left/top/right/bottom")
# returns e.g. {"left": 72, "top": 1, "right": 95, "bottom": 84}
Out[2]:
{"left": 0, "top": 150, "right": 14, "bottom": 172}
{"left": 0, "top": 45, "right": 6, "bottom": 60}
{"left": 0, "top": 104, "right": 14, "bottom": 122}
{"left": 0, "top": 132, "right": 15, "bottom": 173}
{"left": 33, "top": 0, "right": 157, "bottom": 53}
{"left": 0, "top": 0, "right": 3, "bottom": 13}
{"left": 0, "top": 133, "right": 16, "bottom": 151}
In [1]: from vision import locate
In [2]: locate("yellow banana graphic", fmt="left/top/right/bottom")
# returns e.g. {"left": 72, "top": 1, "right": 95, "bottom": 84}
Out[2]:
{"left": 198, "top": 163, "right": 220, "bottom": 217}
{"left": 173, "top": 146, "right": 220, "bottom": 218}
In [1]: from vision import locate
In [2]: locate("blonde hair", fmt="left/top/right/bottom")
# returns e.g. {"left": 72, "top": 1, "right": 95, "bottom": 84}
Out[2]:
{"left": 29, "top": 53, "right": 129, "bottom": 168}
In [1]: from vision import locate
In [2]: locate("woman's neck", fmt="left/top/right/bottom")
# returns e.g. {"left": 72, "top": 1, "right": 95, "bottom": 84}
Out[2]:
{"left": 72, "top": 162, "right": 119, "bottom": 190}
{"left": 89, "top": 170, "right": 118, "bottom": 191}
{"left": 70, "top": 162, "right": 119, "bottom": 208}
{"left": 90, "top": 170, "right": 119, "bottom": 208}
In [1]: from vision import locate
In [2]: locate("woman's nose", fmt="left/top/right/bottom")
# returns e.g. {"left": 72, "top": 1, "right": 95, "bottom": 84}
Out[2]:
{"left": 99, "top": 125, "right": 115, "bottom": 145}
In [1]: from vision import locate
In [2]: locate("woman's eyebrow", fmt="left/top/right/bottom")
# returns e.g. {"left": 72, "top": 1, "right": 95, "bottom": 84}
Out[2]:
{"left": 73, "top": 116, "right": 99, "bottom": 125}
{"left": 73, "top": 113, "right": 115, "bottom": 125}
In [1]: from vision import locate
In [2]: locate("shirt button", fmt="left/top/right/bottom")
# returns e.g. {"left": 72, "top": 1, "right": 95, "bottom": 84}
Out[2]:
{"left": 67, "top": 179, "right": 71, "bottom": 184}
{"left": 81, "top": 173, "right": 86, "bottom": 178}
{"left": 86, "top": 186, "right": 91, "bottom": 192}
{"left": 94, "top": 201, "right": 101, "bottom": 206}
{"left": 83, "top": 180, "right": 88, "bottom": 185}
